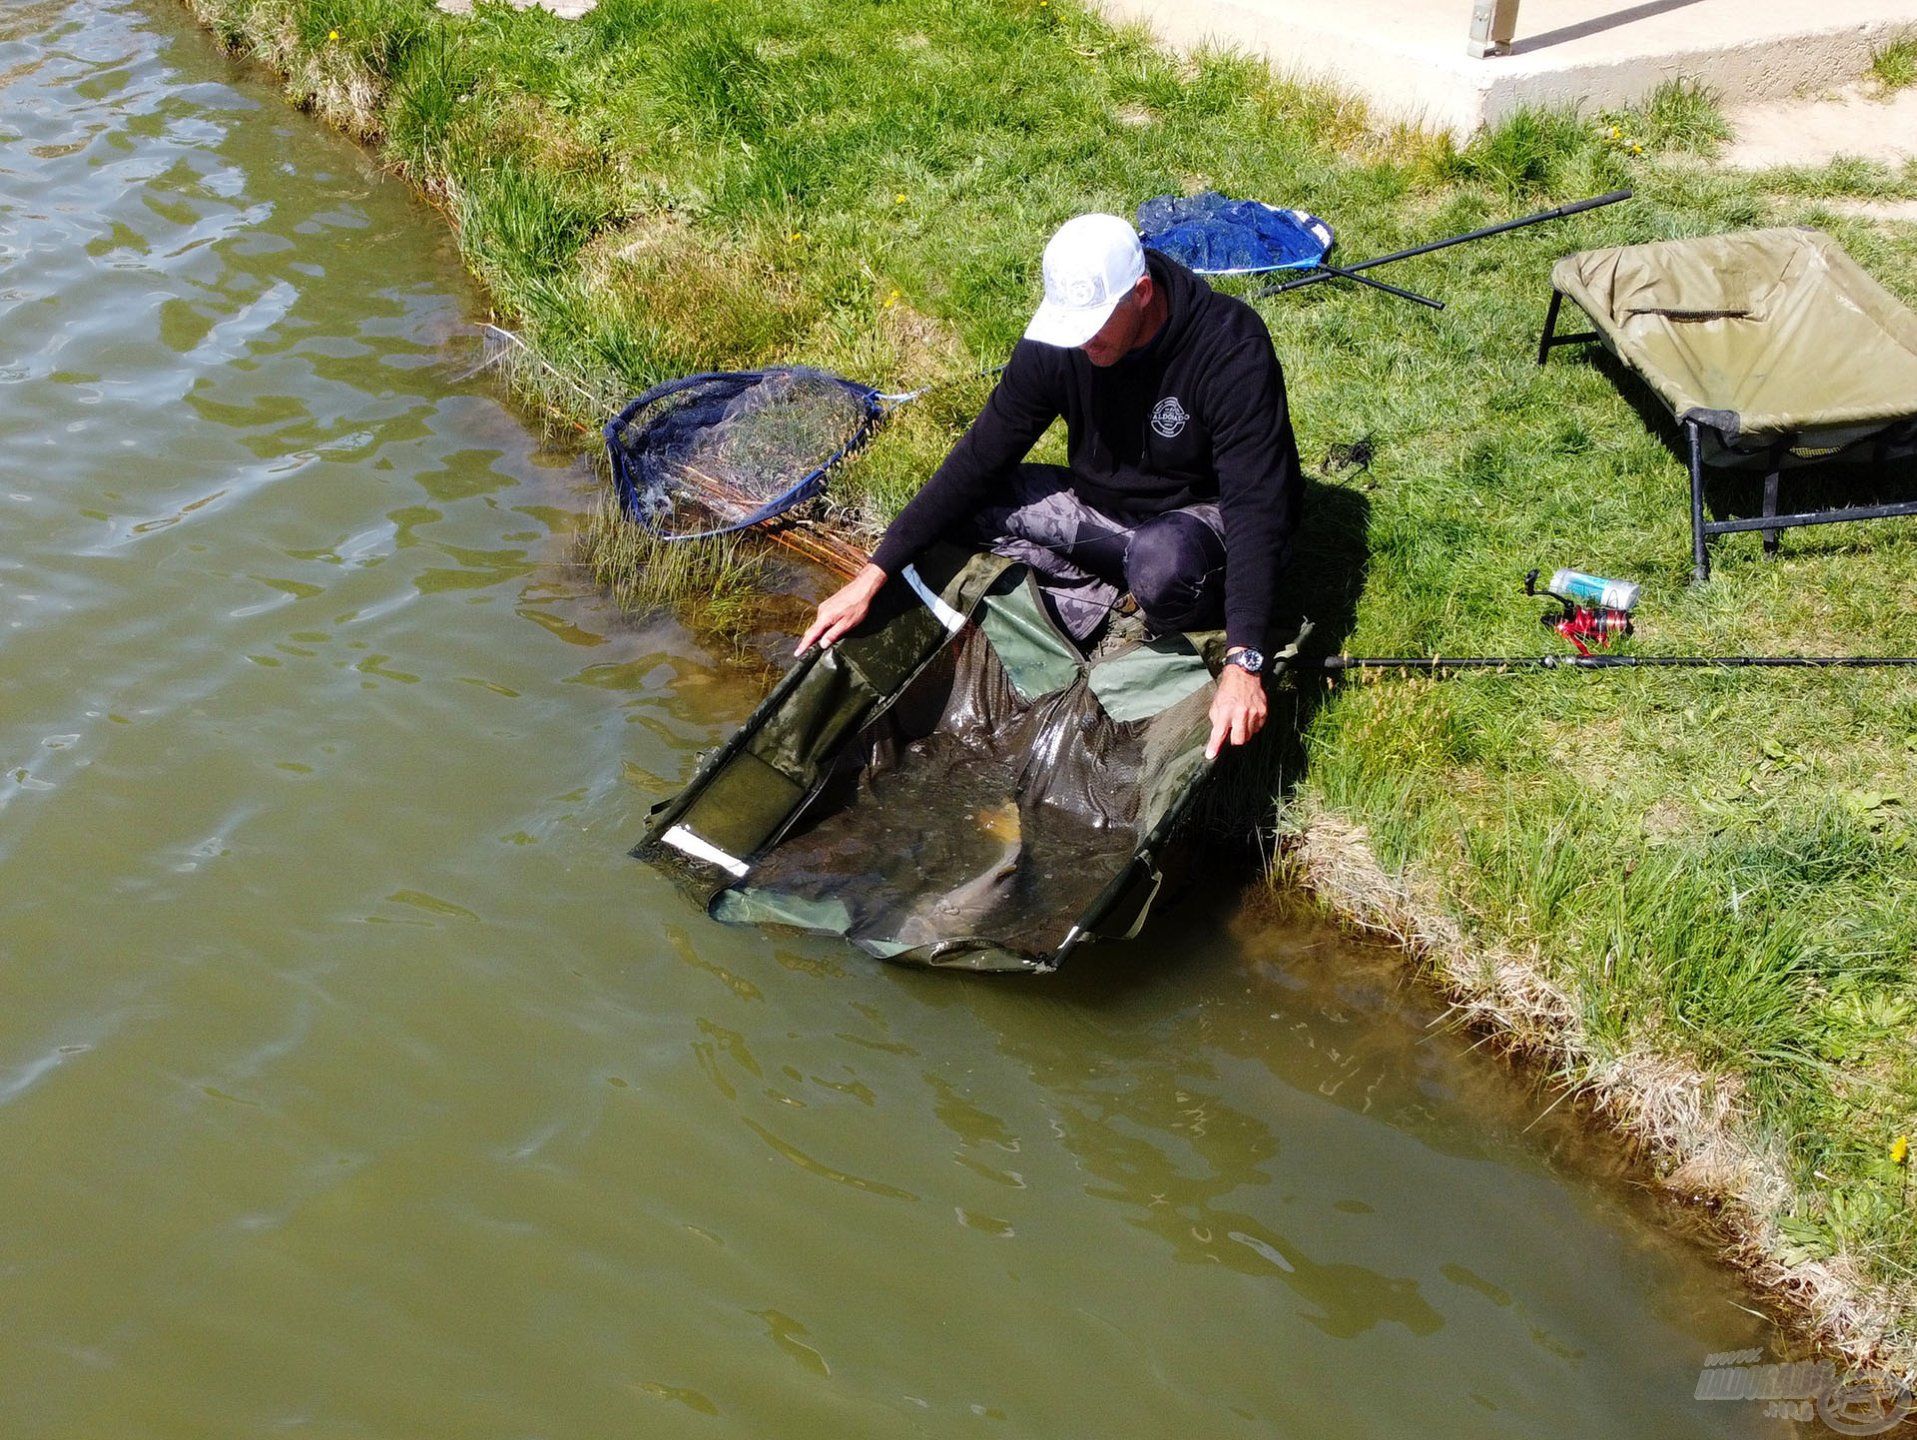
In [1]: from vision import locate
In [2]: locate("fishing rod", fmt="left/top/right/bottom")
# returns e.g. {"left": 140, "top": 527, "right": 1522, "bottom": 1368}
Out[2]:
{"left": 1316, "top": 569, "right": 1917, "bottom": 671}
{"left": 1321, "top": 654, "right": 1917, "bottom": 671}
{"left": 1256, "top": 189, "right": 1634, "bottom": 300}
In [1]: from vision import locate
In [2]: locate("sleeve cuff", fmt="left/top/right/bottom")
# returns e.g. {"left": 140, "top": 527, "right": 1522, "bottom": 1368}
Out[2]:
{"left": 1224, "top": 619, "right": 1266, "bottom": 653}
{"left": 870, "top": 532, "right": 911, "bottom": 577}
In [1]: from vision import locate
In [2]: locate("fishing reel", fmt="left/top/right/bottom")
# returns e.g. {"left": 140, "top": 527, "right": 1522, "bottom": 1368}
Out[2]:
{"left": 1524, "top": 568, "right": 1632, "bottom": 656}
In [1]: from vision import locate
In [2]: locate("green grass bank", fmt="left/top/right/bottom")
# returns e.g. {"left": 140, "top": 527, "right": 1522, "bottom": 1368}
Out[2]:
{"left": 182, "top": 0, "right": 1917, "bottom": 1370}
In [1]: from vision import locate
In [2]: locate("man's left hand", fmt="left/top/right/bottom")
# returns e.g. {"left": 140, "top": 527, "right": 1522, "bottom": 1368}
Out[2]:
{"left": 1205, "top": 662, "right": 1267, "bottom": 759}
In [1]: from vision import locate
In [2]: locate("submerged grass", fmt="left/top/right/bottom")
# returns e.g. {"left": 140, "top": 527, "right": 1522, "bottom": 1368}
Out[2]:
{"left": 577, "top": 493, "right": 769, "bottom": 646}
{"left": 184, "top": 0, "right": 1917, "bottom": 1367}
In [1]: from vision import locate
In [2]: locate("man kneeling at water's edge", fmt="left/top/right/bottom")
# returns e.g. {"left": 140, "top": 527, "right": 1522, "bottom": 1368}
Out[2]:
{"left": 800, "top": 212, "right": 1303, "bottom": 758}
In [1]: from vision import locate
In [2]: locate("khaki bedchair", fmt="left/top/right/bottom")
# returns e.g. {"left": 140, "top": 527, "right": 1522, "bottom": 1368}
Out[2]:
{"left": 1539, "top": 228, "right": 1917, "bottom": 581}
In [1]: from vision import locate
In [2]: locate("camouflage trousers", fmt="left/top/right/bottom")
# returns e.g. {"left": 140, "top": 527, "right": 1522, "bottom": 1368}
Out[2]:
{"left": 972, "top": 464, "right": 1228, "bottom": 642}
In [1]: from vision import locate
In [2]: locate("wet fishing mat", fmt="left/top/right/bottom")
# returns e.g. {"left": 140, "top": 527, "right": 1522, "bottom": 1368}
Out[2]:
{"left": 639, "top": 549, "right": 1223, "bottom": 973}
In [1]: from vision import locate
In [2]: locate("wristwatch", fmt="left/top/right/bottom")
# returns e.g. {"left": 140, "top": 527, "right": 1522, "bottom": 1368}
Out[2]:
{"left": 1225, "top": 647, "right": 1265, "bottom": 676}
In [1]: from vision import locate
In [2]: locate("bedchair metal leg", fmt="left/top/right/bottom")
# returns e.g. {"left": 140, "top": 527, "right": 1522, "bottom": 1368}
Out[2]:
{"left": 1537, "top": 291, "right": 1562, "bottom": 366}
{"left": 1688, "top": 421, "right": 1710, "bottom": 583}
{"left": 1762, "top": 467, "right": 1782, "bottom": 556}
{"left": 1535, "top": 290, "right": 1599, "bottom": 364}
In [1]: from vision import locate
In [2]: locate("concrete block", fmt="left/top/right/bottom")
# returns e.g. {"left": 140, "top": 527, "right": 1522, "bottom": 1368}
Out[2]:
{"left": 1094, "top": 0, "right": 1916, "bottom": 137}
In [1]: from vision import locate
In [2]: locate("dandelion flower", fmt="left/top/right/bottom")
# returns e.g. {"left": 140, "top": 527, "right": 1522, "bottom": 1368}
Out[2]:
{"left": 1893, "top": 1135, "right": 1909, "bottom": 1166}
{"left": 894, "top": 192, "right": 907, "bottom": 205}
{"left": 327, "top": 28, "right": 339, "bottom": 40}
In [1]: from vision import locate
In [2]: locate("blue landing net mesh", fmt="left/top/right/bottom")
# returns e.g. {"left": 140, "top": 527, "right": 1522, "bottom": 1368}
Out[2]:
{"left": 605, "top": 368, "right": 884, "bottom": 540}
{"left": 1136, "top": 192, "right": 1333, "bottom": 275}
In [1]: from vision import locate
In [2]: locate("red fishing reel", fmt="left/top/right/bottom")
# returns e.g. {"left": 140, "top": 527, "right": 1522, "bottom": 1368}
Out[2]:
{"left": 1524, "top": 568, "right": 1632, "bottom": 656}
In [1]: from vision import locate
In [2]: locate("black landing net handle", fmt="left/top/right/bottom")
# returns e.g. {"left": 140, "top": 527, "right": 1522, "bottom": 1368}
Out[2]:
{"left": 1257, "top": 189, "right": 1635, "bottom": 302}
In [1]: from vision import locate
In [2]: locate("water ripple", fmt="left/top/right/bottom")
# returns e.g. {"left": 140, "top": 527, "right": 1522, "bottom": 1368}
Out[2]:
{"left": 0, "top": 5, "right": 1794, "bottom": 1439}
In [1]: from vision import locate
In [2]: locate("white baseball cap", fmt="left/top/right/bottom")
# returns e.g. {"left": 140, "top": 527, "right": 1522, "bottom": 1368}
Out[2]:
{"left": 1024, "top": 213, "right": 1147, "bottom": 349}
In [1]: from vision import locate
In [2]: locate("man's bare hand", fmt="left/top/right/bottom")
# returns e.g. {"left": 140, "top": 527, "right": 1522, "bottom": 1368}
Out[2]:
{"left": 1205, "top": 661, "right": 1267, "bottom": 759}
{"left": 797, "top": 563, "right": 888, "bottom": 655}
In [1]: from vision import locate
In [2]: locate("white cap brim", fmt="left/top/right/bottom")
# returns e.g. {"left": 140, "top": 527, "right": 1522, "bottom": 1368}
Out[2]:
{"left": 1023, "top": 294, "right": 1121, "bottom": 349}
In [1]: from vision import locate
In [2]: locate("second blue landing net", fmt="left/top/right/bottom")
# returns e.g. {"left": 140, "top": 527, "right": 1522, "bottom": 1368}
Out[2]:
{"left": 1137, "top": 191, "right": 1443, "bottom": 309}
{"left": 1135, "top": 192, "right": 1333, "bottom": 275}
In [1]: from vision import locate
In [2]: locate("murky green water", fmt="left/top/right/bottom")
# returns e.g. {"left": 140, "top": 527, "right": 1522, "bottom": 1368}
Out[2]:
{"left": 0, "top": 4, "right": 1808, "bottom": 1436}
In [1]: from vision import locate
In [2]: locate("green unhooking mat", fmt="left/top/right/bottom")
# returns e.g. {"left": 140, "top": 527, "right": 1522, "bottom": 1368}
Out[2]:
{"left": 1552, "top": 227, "right": 1917, "bottom": 454}
{"left": 635, "top": 546, "right": 1257, "bottom": 974}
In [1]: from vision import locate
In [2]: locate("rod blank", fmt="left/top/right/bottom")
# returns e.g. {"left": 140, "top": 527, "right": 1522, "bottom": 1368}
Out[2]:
{"left": 1321, "top": 654, "right": 1917, "bottom": 671}
{"left": 1259, "top": 189, "right": 1634, "bottom": 299}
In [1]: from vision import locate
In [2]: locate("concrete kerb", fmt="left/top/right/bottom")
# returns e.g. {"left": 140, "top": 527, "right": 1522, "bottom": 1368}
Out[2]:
{"left": 1723, "top": 86, "right": 1917, "bottom": 170}
{"left": 1094, "top": 0, "right": 1916, "bottom": 138}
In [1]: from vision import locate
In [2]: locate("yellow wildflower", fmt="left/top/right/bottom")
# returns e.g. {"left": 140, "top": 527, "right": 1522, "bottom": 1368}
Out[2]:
{"left": 328, "top": 29, "right": 339, "bottom": 40}
{"left": 894, "top": 192, "right": 907, "bottom": 204}
{"left": 1894, "top": 1135, "right": 1910, "bottom": 1166}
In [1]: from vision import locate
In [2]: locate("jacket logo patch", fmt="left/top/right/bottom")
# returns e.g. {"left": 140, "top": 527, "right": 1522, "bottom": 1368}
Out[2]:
{"left": 1151, "top": 396, "right": 1190, "bottom": 439}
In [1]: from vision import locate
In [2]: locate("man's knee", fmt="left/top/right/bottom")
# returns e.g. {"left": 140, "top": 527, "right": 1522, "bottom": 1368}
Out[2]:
{"left": 1125, "top": 514, "right": 1224, "bottom": 627}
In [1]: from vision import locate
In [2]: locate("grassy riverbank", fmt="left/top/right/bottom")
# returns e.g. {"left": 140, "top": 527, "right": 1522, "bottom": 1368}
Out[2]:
{"left": 184, "top": 0, "right": 1917, "bottom": 1368}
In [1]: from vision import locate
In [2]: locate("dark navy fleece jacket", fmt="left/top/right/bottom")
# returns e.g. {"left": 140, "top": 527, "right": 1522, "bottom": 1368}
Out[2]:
{"left": 871, "top": 251, "right": 1303, "bottom": 650}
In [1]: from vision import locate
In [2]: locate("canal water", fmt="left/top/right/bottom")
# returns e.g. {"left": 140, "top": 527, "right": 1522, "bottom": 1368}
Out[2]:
{"left": 0, "top": 3, "right": 1806, "bottom": 1436}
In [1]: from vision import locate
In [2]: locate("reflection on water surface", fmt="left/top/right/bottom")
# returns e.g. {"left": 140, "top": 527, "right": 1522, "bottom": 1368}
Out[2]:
{"left": 0, "top": 3, "right": 1803, "bottom": 1436}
